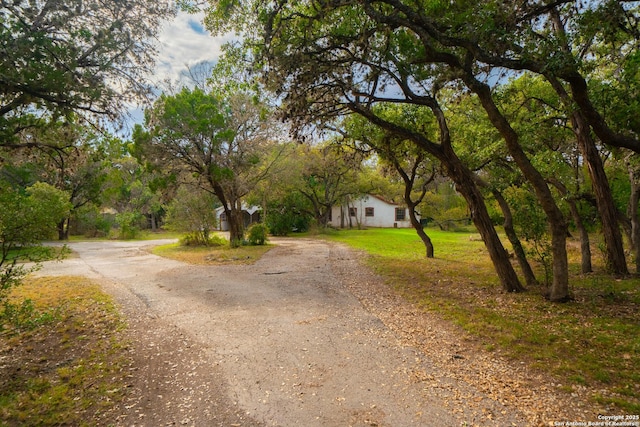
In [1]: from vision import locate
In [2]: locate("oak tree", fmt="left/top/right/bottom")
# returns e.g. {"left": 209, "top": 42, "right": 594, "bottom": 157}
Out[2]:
{"left": 0, "top": 0, "right": 174, "bottom": 144}
{"left": 136, "top": 87, "right": 279, "bottom": 245}
{"left": 203, "top": 0, "right": 526, "bottom": 293}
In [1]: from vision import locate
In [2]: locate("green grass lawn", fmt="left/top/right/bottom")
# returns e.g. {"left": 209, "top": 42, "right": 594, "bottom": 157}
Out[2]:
{"left": 321, "top": 227, "right": 640, "bottom": 413}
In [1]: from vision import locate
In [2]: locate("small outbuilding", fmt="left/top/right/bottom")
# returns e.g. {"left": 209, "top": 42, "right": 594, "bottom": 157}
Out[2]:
{"left": 328, "top": 194, "right": 414, "bottom": 229}
{"left": 215, "top": 205, "right": 262, "bottom": 231}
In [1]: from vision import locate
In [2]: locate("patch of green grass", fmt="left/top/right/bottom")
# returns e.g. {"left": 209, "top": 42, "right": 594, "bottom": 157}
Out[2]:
{"left": 134, "top": 230, "right": 184, "bottom": 241}
{"left": 322, "top": 227, "right": 640, "bottom": 412}
{"left": 153, "top": 241, "right": 273, "bottom": 265}
{"left": 6, "top": 244, "right": 69, "bottom": 264}
{"left": 325, "top": 226, "right": 482, "bottom": 260}
{"left": 0, "top": 276, "right": 129, "bottom": 426}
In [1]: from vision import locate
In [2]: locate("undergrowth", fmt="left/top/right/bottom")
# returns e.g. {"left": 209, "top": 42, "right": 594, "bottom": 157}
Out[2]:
{"left": 0, "top": 276, "right": 129, "bottom": 426}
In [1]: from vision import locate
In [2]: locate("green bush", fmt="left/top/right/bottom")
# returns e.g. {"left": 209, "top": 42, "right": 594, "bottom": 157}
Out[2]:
{"left": 75, "top": 204, "right": 112, "bottom": 237}
{"left": 0, "top": 182, "right": 71, "bottom": 323}
{"left": 247, "top": 223, "right": 269, "bottom": 245}
{"left": 265, "top": 193, "right": 313, "bottom": 236}
{"left": 164, "top": 186, "right": 218, "bottom": 243}
{"left": 114, "top": 211, "right": 143, "bottom": 239}
{"left": 179, "top": 233, "right": 227, "bottom": 247}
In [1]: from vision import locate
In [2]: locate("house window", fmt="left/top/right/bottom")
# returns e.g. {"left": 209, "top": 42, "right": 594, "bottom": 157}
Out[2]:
{"left": 365, "top": 207, "right": 374, "bottom": 217}
{"left": 395, "top": 207, "right": 406, "bottom": 221}
{"left": 349, "top": 207, "right": 357, "bottom": 217}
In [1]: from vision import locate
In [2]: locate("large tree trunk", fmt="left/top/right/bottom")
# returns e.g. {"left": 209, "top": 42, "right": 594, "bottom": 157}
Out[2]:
{"left": 304, "top": 194, "right": 329, "bottom": 227}
{"left": 493, "top": 190, "right": 538, "bottom": 287}
{"left": 578, "top": 132, "right": 626, "bottom": 274}
{"left": 546, "top": 75, "right": 627, "bottom": 275}
{"left": 627, "top": 162, "right": 640, "bottom": 273}
{"left": 466, "top": 75, "right": 569, "bottom": 301}
{"left": 548, "top": 178, "right": 593, "bottom": 274}
{"left": 324, "top": 205, "right": 332, "bottom": 228}
{"left": 57, "top": 218, "right": 69, "bottom": 240}
{"left": 444, "top": 152, "right": 525, "bottom": 293}
{"left": 210, "top": 181, "right": 245, "bottom": 246}
{"left": 227, "top": 203, "right": 245, "bottom": 247}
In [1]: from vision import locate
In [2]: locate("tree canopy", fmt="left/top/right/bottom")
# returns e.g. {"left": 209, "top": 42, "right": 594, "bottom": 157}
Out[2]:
{"left": 135, "top": 85, "right": 283, "bottom": 245}
{"left": 200, "top": 0, "right": 639, "bottom": 300}
{"left": 0, "top": 0, "right": 174, "bottom": 144}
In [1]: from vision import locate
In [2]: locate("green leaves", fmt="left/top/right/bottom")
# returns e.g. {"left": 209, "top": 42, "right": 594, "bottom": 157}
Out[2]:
{"left": 0, "top": 0, "right": 174, "bottom": 128}
{"left": 0, "top": 183, "right": 71, "bottom": 253}
{"left": 148, "top": 88, "right": 233, "bottom": 163}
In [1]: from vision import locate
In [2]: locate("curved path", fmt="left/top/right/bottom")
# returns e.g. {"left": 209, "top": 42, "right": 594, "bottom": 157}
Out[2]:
{"left": 37, "top": 238, "right": 526, "bottom": 426}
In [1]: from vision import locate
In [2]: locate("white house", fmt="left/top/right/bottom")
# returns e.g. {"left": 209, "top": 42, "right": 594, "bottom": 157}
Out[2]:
{"left": 328, "top": 194, "right": 415, "bottom": 229}
{"left": 215, "top": 205, "right": 262, "bottom": 231}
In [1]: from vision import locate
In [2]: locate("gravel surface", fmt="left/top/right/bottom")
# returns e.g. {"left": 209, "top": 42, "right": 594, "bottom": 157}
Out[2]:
{"left": 34, "top": 237, "right": 594, "bottom": 426}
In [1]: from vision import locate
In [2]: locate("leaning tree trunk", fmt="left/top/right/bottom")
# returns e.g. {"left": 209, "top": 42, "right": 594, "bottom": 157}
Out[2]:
{"left": 443, "top": 151, "right": 525, "bottom": 293}
{"left": 467, "top": 75, "right": 569, "bottom": 301}
{"left": 578, "top": 132, "right": 627, "bottom": 274}
{"left": 546, "top": 74, "right": 627, "bottom": 275}
{"left": 493, "top": 190, "right": 538, "bottom": 287}
{"left": 548, "top": 178, "right": 592, "bottom": 274}
{"left": 349, "top": 98, "right": 523, "bottom": 292}
{"left": 408, "top": 202, "right": 434, "bottom": 258}
{"left": 400, "top": 166, "right": 435, "bottom": 258}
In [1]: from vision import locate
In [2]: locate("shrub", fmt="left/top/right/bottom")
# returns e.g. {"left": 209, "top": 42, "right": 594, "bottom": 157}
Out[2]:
{"left": 74, "top": 204, "right": 112, "bottom": 237}
{"left": 179, "top": 233, "right": 227, "bottom": 247}
{"left": 164, "top": 187, "right": 218, "bottom": 244}
{"left": 0, "top": 182, "right": 71, "bottom": 326}
{"left": 247, "top": 223, "right": 269, "bottom": 245}
{"left": 265, "top": 193, "right": 313, "bottom": 236}
{"left": 114, "top": 211, "right": 143, "bottom": 239}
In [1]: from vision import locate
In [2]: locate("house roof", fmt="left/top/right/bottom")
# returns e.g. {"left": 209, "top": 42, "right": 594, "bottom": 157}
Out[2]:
{"left": 215, "top": 205, "right": 262, "bottom": 215}
{"left": 364, "top": 194, "right": 401, "bottom": 206}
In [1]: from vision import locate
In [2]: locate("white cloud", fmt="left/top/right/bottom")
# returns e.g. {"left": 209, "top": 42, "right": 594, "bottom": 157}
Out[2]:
{"left": 152, "top": 11, "right": 233, "bottom": 86}
{"left": 119, "top": 11, "right": 232, "bottom": 136}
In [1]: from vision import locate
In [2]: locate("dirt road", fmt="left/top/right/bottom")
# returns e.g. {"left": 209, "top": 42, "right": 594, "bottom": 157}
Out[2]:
{"left": 36, "top": 238, "right": 529, "bottom": 426}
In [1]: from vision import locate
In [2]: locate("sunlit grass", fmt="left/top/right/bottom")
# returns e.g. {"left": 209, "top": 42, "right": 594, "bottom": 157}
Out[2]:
{"left": 322, "top": 227, "right": 640, "bottom": 412}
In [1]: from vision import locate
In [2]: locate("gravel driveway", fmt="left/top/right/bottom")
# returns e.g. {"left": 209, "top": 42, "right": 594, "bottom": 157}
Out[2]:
{"left": 36, "top": 238, "right": 534, "bottom": 426}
